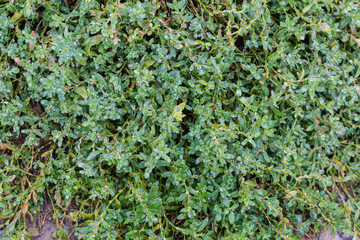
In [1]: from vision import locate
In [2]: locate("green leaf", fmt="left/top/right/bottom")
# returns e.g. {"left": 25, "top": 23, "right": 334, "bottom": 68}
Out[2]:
{"left": 197, "top": 218, "right": 208, "bottom": 232}
{"left": 229, "top": 212, "right": 235, "bottom": 224}
{"left": 74, "top": 54, "right": 87, "bottom": 65}
{"left": 302, "top": 3, "right": 313, "bottom": 14}
{"left": 355, "top": 65, "right": 360, "bottom": 78}
{"left": 268, "top": 51, "right": 279, "bottom": 61}
{"left": 86, "top": 151, "right": 100, "bottom": 161}
{"left": 270, "top": 105, "right": 286, "bottom": 117}
{"left": 83, "top": 35, "right": 103, "bottom": 46}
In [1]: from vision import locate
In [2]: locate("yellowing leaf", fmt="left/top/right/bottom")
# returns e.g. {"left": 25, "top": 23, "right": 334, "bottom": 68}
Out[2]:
{"left": 351, "top": 35, "right": 360, "bottom": 47}
{"left": 320, "top": 23, "right": 331, "bottom": 33}
{"left": 334, "top": 160, "right": 342, "bottom": 167}
{"left": 172, "top": 102, "right": 186, "bottom": 122}
{"left": 14, "top": 58, "right": 21, "bottom": 65}
{"left": 285, "top": 190, "right": 298, "bottom": 199}
{"left": 30, "top": 31, "right": 36, "bottom": 40}
{"left": 244, "top": 180, "right": 257, "bottom": 187}
{"left": 12, "top": 12, "right": 21, "bottom": 21}
{"left": 41, "top": 151, "right": 51, "bottom": 158}
{"left": 15, "top": 25, "right": 23, "bottom": 37}
{"left": 33, "top": 191, "right": 38, "bottom": 203}
{"left": 113, "top": 37, "right": 119, "bottom": 45}
{"left": 8, "top": 175, "right": 16, "bottom": 182}
{"left": 144, "top": 60, "right": 155, "bottom": 68}
{"left": 28, "top": 40, "right": 35, "bottom": 49}
{"left": 75, "top": 86, "right": 88, "bottom": 99}
{"left": 0, "top": 142, "right": 17, "bottom": 151}
{"left": 22, "top": 197, "right": 30, "bottom": 215}
{"left": 79, "top": 211, "right": 94, "bottom": 218}
{"left": 65, "top": 214, "right": 75, "bottom": 222}
{"left": 299, "top": 68, "right": 305, "bottom": 80}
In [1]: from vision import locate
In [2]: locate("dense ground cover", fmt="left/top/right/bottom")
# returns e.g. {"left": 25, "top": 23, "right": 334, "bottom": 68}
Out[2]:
{"left": 0, "top": 0, "right": 360, "bottom": 239}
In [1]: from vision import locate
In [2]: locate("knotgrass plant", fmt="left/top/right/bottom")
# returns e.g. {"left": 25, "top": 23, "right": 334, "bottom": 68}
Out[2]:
{"left": 0, "top": 0, "right": 359, "bottom": 239}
